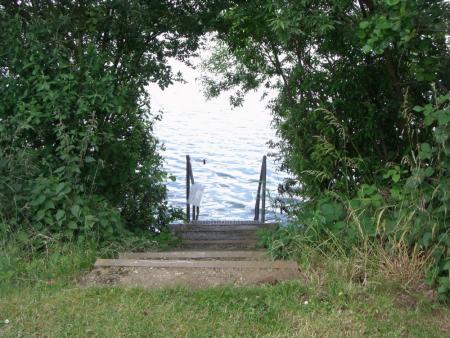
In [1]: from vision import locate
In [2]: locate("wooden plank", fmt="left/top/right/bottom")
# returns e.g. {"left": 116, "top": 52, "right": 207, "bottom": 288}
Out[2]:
{"left": 177, "top": 230, "right": 258, "bottom": 236}
{"left": 119, "top": 250, "right": 268, "bottom": 260}
{"left": 181, "top": 240, "right": 257, "bottom": 245}
{"left": 180, "top": 244, "right": 257, "bottom": 250}
{"left": 171, "top": 225, "right": 266, "bottom": 232}
{"left": 178, "top": 233, "right": 258, "bottom": 241}
{"left": 186, "top": 220, "right": 274, "bottom": 225}
{"left": 95, "top": 259, "right": 299, "bottom": 270}
{"left": 169, "top": 222, "right": 278, "bottom": 229}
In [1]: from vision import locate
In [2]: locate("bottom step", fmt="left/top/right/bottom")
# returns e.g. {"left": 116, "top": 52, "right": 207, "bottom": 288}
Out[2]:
{"left": 85, "top": 260, "right": 300, "bottom": 289}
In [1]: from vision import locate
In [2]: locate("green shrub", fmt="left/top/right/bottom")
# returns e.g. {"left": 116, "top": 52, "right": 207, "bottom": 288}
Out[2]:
{"left": 205, "top": 0, "right": 449, "bottom": 299}
{"left": 0, "top": 1, "right": 209, "bottom": 246}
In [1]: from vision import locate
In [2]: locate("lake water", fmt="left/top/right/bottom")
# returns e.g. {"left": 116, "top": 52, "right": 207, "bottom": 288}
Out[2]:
{"left": 149, "top": 60, "right": 285, "bottom": 221}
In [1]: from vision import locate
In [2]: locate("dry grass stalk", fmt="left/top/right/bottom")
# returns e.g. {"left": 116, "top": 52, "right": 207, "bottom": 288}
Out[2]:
{"left": 377, "top": 241, "right": 429, "bottom": 289}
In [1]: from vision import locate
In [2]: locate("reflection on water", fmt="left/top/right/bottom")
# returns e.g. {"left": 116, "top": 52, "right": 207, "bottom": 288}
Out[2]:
{"left": 150, "top": 61, "right": 285, "bottom": 221}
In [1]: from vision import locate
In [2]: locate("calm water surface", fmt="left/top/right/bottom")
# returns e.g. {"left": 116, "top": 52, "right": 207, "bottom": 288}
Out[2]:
{"left": 150, "top": 61, "right": 285, "bottom": 221}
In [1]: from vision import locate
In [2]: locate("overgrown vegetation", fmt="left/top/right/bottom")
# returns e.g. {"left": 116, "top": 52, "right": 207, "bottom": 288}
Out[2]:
{"left": 204, "top": 0, "right": 450, "bottom": 298}
{"left": 1, "top": 0, "right": 449, "bottom": 316}
{"left": 0, "top": 2, "right": 449, "bottom": 335}
{"left": 0, "top": 1, "right": 229, "bottom": 249}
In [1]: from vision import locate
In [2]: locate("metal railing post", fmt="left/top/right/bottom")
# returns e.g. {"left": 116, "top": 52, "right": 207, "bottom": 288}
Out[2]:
{"left": 261, "top": 155, "right": 267, "bottom": 223}
{"left": 186, "top": 155, "right": 199, "bottom": 223}
{"left": 186, "top": 155, "right": 191, "bottom": 223}
{"left": 254, "top": 155, "right": 267, "bottom": 222}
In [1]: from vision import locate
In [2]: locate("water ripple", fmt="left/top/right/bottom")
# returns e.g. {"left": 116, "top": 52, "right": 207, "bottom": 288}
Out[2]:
{"left": 150, "top": 62, "right": 286, "bottom": 221}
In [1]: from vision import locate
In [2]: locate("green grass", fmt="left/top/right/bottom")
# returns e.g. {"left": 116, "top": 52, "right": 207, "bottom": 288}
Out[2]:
{"left": 0, "top": 281, "right": 448, "bottom": 337}
{"left": 0, "top": 238, "right": 449, "bottom": 337}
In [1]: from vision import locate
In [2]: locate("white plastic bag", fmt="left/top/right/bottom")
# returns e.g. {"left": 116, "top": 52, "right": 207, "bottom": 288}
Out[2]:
{"left": 188, "top": 183, "right": 205, "bottom": 206}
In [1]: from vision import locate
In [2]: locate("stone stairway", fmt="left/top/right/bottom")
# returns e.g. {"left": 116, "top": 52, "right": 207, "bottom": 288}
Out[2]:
{"left": 89, "top": 221, "right": 300, "bottom": 288}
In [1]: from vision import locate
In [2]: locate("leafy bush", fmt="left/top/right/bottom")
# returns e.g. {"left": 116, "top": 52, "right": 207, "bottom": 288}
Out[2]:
{"left": 0, "top": 1, "right": 216, "bottom": 246}
{"left": 293, "top": 95, "right": 450, "bottom": 297}
{"left": 205, "top": 0, "right": 449, "bottom": 298}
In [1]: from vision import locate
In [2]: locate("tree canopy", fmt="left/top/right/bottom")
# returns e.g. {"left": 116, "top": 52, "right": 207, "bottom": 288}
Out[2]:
{"left": 0, "top": 0, "right": 228, "bottom": 239}
{"left": 205, "top": 0, "right": 449, "bottom": 195}
{"left": 202, "top": 0, "right": 450, "bottom": 296}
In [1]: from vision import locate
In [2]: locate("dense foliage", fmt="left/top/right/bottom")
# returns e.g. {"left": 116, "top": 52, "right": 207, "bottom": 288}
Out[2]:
{"left": 204, "top": 0, "right": 450, "bottom": 296}
{"left": 1, "top": 0, "right": 449, "bottom": 298}
{"left": 0, "top": 1, "right": 226, "bottom": 244}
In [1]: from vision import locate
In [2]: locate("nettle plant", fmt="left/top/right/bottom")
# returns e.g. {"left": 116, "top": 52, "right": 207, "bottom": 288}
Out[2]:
{"left": 406, "top": 94, "right": 450, "bottom": 295}
{"left": 298, "top": 94, "right": 450, "bottom": 296}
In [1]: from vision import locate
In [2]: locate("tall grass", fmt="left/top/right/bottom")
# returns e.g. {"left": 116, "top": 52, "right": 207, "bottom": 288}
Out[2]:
{"left": 258, "top": 220, "right": 434, "bottom": 295}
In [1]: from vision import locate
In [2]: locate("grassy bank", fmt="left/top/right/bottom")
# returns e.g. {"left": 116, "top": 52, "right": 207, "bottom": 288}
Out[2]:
{"left": 1, "top": 281, "right": 448, "bottom": 337}
{"left": 1, "top": 243, "right": 449, "bottom": 337}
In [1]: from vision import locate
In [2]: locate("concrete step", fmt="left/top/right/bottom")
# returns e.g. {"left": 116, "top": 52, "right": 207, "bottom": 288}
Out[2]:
{"left": 180, "top": 220, "right": 276, "bottom": 226}
{"left": 176, "top": 230, "right": 258, "bottom": 241}
{"left": 119, "top": 250, "right": 268, "bottom": 260}
{"left": 87, "top": 258, "right": 299, "bottom": 288}
{"left": 95, "top": 259, "right": 298, "bottom": 270}
{"left": 180, "top": 239, "right": 258, "bottom": 250}
{"left": 171, "top": 225, "right": 263, "bottom": 232}
{"left": 84, "top": 264, "right": 300, "bottom": 288}
{"left": 169, "top": 223, "right": 278, "bottom": 231}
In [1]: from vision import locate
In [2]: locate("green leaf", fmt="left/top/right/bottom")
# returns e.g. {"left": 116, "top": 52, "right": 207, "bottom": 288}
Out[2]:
{"left": 35, "top": 209, "right": 46, "bottom": 221}
{"left": 56, "top": 209, "right": 65, "bottom": 221}
{"left": 421, "top": 232, "right": 432, "bottom": 248}
{"left": 84, "top": 215, "right": 97, "bottom": 229}
{"left": 70, "top": 205, "right": 81, "bottom": 218}
{"left": 434, "top": 127, "right": 449, "bottom": 144}
{"left": 405, "top": 176, "right": 421, "bottom": 189}
{"left": 44, "top": 200, "right": 55, "bottom": 210}
{"left": 362, "top": 45, "right": 372, "bottom": 53}
{"left": 31, "top": 195, "right": 46, "bottom": 206}
{"left": 54, "top": 167, "right": 65, "bottom": 174}
{"left": 436, "top": 109, "right": 450, "bottom": 125}
{"left": 424, "top": 114, "right": 435, "bottom": 126}
{"left": 55, "top": 182, "right": 65, "bottom": 194}
{"left": 437, "top": 93, "right": 450, "bottom": 104}
{"left": 390, "top": 187, "right": 401, "bottom": 199}
{"left": 67, "top": 221, "right": 78, "bottom": 229}
{"left": 424, "top": 167, "right": 434, "bottom": 177}
{"left": 443, "top": 260, "right": 450, "bottom": 271}
{"left": 418, "top": 143, "right": 433, "bottom": 160}
{"left": 359, "top": 21, "right": 370, "bottom": 29}
{"left": 331, "top": 221, "right": 346, "bottom": 231}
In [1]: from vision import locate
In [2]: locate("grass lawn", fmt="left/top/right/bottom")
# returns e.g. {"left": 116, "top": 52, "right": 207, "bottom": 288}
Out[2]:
{"left": 1, "top": 276, "right": 449, "bottom": 337}
{"left": 1, "top": 239, "right": 448, "bottom": 337}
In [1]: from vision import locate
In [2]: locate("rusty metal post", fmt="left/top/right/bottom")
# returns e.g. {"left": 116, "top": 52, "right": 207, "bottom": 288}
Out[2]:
{"left": 254, "top": 155, "right": 267, "bottom": 222}
{"left": 261, "top": 155, "right": 267, "bottom": 223}
{"left": 186, "top": 155, "right": 190, "bottom": 223}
